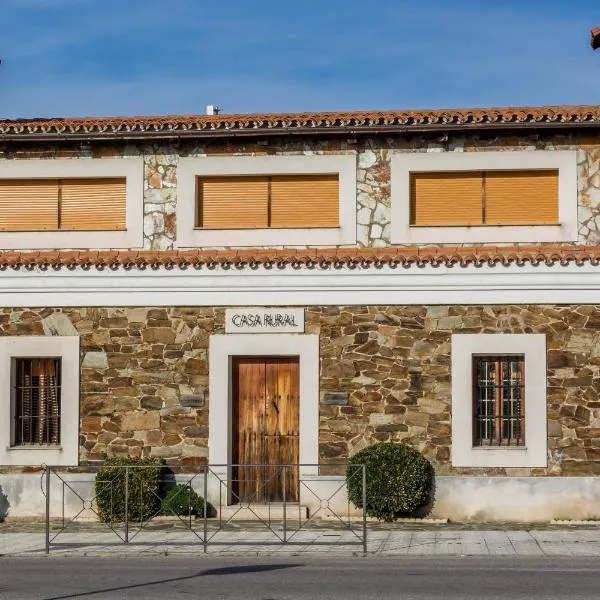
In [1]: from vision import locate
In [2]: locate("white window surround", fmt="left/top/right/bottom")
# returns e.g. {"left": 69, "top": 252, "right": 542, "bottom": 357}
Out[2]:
{"left": 176, "top": 154, "right": 357, "bottom": 247}
{"left": 0, "top": 336, "right": 80, "bottom": 466}
{"left": 451, "top": 334, "right": 547, "bottom": 468}
{"left": 208, "top": 334, "right": 319, "bottom": 477}
{"left": 0, "top": 158, "right": 143, "bottom": 249}
{"left": 391, "top": 150, "right": 578, "bottom": 244}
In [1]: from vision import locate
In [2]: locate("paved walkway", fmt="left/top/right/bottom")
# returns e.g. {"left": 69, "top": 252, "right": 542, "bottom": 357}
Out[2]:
{"left": 2, "top": 527, "right": 600, "bottom": 556}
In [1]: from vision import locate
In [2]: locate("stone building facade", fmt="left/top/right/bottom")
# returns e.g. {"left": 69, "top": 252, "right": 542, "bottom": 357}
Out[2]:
{"left": 1, "top": 106, "right": 600, "bottom": 521}
{"left": 3, "top": 303, "right": 596, "bottom": 478}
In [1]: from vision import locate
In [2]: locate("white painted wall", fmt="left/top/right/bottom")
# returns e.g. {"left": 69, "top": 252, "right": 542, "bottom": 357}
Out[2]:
{"left": 1, "top": 262, "right": 600, "bottom": 306}
{"left": 4, "top": 473, "right": 600, "bottom": 523}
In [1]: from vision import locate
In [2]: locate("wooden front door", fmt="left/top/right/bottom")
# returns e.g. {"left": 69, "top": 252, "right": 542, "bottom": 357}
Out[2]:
{"left": 232, "top": 357, "right": 299, "bottom": 503}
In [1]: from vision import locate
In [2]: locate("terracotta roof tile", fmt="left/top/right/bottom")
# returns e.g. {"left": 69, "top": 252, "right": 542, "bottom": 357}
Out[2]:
{"left": 0, "top": 246, "right": 597, "bottom": 270}
{"left": 592, "top": 26, "right": 600, "bottom": 49}
{"left": 2, "top": 104, "right": 600, "bottom": 140}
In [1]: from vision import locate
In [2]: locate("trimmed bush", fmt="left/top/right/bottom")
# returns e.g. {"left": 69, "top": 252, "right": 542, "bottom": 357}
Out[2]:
{"left": 95, "top": 456, "right": 163, "bottom": 523}
{"left": 159, "top": 484, "right": 213, "bottom": 517}
{"left": 347, "top": 442, "right": 433, "bottom": 522}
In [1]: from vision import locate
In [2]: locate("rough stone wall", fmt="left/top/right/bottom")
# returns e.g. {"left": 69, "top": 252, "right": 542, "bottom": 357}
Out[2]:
{"left": 1, "top": 304, "right": 599, "bottom": 475}
{"left": 2, "top": 132, "right": 600, "bottom": 249}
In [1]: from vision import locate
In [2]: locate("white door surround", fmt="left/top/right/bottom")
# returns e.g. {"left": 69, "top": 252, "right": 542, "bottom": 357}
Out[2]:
{"left": 208, "top": 334, "right": 320, "bottom": 479}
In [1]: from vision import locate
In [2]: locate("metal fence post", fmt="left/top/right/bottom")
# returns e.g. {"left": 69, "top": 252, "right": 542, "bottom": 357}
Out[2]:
{"left": 188, "top": 484, "right": 192, "bottom": 529}
{"left": 124, "top": 466, "right": 129, "bottom": 544}
{"left": 362, "top": 464, "right": 367, "bottom": 555}
{"left": 45, "top": 465, "right": 50, "bottom": 554}
{"left": 282, "top": 465, "right": 287, "bottom": 543}
{"left": 203, "top": 466, "right": 208, "bottom": 554}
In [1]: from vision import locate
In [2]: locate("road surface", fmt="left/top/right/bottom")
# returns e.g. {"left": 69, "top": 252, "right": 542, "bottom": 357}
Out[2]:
{"left": 0, "top": 555, "right": 599, "bottom": 599}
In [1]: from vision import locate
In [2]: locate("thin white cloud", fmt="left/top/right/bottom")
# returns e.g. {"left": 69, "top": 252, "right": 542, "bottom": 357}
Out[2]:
{"left": 1, "top": 0, "right": 599, "bottom": 116}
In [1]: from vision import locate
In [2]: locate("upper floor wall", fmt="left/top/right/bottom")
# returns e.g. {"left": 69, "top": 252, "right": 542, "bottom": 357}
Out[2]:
{"left": 0, "top": 130, "right": 598, "bottom": 250}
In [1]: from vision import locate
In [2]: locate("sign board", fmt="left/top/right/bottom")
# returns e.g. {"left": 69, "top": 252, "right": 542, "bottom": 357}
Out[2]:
{"left": 225, "top": 308, "right": 304, "bottom": 334}
{"left": 180, "top": 393, "right": 206, "bottom": 408}
{"left": 322, "top": 392, "right": 349, "bottom": 406}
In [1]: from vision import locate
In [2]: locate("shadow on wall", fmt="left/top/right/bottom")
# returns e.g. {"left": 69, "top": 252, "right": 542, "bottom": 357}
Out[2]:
{"left": 413, "top": 475, "right": 436, "bottom": 519}
{"left": 0, "top": 486, "right": 9, "bottom": 521}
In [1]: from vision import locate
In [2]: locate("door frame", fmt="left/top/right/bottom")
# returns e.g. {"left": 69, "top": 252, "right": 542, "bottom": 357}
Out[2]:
{"left": 209, "top": 334, "right": 319, "bottom": 489}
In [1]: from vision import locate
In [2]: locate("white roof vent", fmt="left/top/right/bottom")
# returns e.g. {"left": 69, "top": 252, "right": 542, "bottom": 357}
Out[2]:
{"left": 206, "top": 105, "right": 221, "bottom": 116}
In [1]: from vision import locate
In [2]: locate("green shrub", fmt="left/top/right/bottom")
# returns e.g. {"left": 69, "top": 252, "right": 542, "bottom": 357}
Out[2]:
{"left": 95, "top": 456, "right": 163, "bottom": 523}
{"left": 347, "top": 442, "right": 433, "bottom": 522}
{"left": 159, "top": 484, "right": 213, "bottom": 517}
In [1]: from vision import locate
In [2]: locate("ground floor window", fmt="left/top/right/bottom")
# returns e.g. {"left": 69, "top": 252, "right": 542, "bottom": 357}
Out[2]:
{"left": 0, "top": 335, "right": 79, "bottom": 466}
{"left": 451, "top": 334, "right": 546, "bottom": 468}
{"left": 13, "top": 357, "right": 61, "bottom": 446}
{"left": 473, "top": 355, "right": 524, "bottom": 447}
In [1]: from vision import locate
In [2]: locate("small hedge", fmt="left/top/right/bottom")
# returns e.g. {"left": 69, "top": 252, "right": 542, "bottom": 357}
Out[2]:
{"left": 95, "top": 456, "right": 163, "bottom": 523}
{"left": 347, "top": 442, "right": 433, "bottom": 522}
{"left": 160, "top": 484, "right": 213, "bottom": 517}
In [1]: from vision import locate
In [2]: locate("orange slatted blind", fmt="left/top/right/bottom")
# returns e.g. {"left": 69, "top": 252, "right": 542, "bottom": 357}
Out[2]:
{"left": 410, "top": 171, "right": 483, "bottom": 225}
{"left": 410, "top": 169, "right": 559, "bottom": 226}
{"left": 485, "top": 170, "right": 558, "bottom": 225}
{"left": 60, "top": 178, "right": 126, "bottom": 230}
{"left": 270, "top": 174, "right": 339, "bottom": 228}
{"left": 196, "top": 174, "right": 340, "bottom": 229}
{"left": 197, "top": 176, "right": 269, "bottom": 229}
{"left": 0, "top": 179, "right": 59, "bottom": 231}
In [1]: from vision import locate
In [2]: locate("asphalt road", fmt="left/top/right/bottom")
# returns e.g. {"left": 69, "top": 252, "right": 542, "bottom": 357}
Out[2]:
{"left": 1, "top": 555, "right": 599, "bottom": 599}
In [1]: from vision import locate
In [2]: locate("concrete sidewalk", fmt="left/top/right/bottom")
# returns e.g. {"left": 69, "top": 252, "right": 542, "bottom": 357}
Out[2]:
{"left": 2, "top": 527, "right": 600, "bottom": 557}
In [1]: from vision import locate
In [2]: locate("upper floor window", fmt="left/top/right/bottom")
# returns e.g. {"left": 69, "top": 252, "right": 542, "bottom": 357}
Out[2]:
{"left": 410, "top": 170, "right": 558, "bottom": 227}
{"left": 0, "top": 178, "right": 126, "bottom": 231}
{"left": 196, "top": 174, "right": 339, "bottom": 230}
{"left": 177, "top": 154, "right": 356, "bottom": 248}
{"left": 391, "top": 150, "right": 577, "bottom": 244}
{"left": 0, "top": 157, "right": 143, "bottom": 249}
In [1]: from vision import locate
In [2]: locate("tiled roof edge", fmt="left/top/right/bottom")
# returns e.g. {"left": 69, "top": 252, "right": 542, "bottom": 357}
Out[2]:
{"left": 592, "top": 26, "right": 600, "bottom": 49}
{"left": 1, "top": 246, "right": 599, "bottom": 270}
{"left": 2, "top": 105, "right": 600, "bottom": 138}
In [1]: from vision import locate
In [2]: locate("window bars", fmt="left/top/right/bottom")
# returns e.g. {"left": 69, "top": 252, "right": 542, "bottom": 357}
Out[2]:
{"left": 473, "top": 355, "right": 524, "bottom": 446}
{"left": 14, "top": 358, "right": 61, "bottom": 446}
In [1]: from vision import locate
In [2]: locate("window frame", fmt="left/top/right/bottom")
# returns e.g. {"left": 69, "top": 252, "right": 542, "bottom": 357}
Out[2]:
{"left": 451, "top": 334, "right": 547, "bottom": 468}
{"left": 391, "top": 150, "right": 577, "bottom": 244}
{"left": 12, "top": 356, "right": 62, "bottom": 447}
{"left": 472, "top": 354, "right": 525, "bottom": 447}
{"left": 0, "top": 336, "right": 79, "bottom": 466}
{"left": 176, "top": 154, "right": 357, "bottom": 247}
{"left": 0, "top": 158, "right": 143, "bottom": 249}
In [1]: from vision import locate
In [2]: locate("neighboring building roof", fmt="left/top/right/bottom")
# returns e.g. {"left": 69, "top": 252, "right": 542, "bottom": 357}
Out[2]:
{"left": 1, "top": 245, "right": 599, "bottom": 270}
{"left": 592, "top": 26, "right": 600, "bottom": 49}
{"left": 2, "top": 104, "right": 600, "bottom": 141}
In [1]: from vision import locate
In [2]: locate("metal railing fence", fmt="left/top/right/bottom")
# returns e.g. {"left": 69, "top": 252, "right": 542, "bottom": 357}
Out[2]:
{"left": 41, "top": 463, "right": 367, "bottom": 554}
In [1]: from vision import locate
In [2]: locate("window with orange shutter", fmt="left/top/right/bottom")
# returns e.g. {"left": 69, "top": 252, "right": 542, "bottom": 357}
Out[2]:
{"left": 0, "top": 178, "right": 126, "bottom": 231}
{"left": 410, "top": 169, "right": 558, "bottom": 226}
{"left": 196, "top": 174, "right": 339, "bottom": 229}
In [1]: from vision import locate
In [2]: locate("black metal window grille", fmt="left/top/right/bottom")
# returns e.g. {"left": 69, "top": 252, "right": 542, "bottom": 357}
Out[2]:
{"left": 473, "top": 355, "right": 524, "bottom": 447}
{"left": 13, "top": 357, "right": 61, "bottom": 446}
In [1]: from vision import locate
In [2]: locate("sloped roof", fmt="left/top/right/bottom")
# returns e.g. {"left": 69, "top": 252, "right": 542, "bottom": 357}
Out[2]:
{"left": 2, "top": 105, "right": 600, "bottom": 140}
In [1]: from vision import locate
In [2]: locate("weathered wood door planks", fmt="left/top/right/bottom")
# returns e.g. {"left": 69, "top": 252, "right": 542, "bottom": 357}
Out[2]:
{"left": 232, "top": 357, "right": 299, "bottom": 503}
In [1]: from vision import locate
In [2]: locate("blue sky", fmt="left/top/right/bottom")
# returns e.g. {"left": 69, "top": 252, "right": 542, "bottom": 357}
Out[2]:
{"left": 1, "top": 0, "right": 599, "bottom": 118}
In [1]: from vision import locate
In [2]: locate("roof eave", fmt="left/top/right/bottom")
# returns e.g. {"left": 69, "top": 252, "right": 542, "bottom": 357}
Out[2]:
{"left": 2, "top": 120, "right": 600, "bottom": 143}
